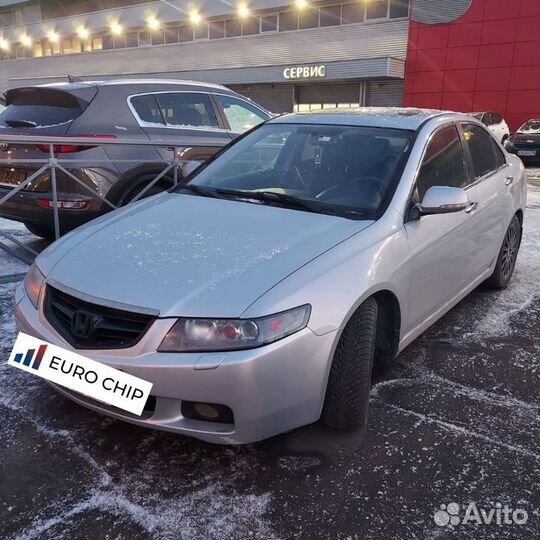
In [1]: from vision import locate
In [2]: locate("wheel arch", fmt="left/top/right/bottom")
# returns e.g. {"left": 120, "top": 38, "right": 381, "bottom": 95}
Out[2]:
{"left": 328, "top": 287, "right": 403, "bottom": 373}
{"left": 105, "top": 164, "right": 178, "bottom": 207}
{"left": 371, "top": 290, "right": 402, "bottom": 369}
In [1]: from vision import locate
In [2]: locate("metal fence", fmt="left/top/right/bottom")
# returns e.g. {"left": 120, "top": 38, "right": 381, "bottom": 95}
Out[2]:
{"left": 0, "top": 134, "right": 219, "bottom": 264}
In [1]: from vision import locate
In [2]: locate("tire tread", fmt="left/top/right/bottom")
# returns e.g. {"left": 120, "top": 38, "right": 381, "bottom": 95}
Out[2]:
{"left": 322, "top": 297, "right": 378, "bottom": 430}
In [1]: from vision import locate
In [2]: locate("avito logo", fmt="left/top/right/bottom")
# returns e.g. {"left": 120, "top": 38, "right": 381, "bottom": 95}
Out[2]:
{"left": 12, "top": 343, "right": 48, "bottom": 370}
{"left": 435, "top": 502, "right": 528, "bottom": 528}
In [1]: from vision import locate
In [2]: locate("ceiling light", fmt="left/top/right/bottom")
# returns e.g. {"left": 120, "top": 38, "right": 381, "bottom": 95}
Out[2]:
{"left": 77, "top": 27, "right": 89, "bottom": 39}
{"left": 238, "top": 4, "right": 250, "bottom": 18}
{"left": 295, "top": 0, "right": 308, "bottom": 8}
{"left": 190, "top": 11, "right": 202, "bottom": 25}
{"left": 20, "top": 34, "right": 32, "bottom": 47}
{"left": 147, "top": 16, "right": 161, "bottom": 30}
{"left": 48, "top": 31, "right": 60, "bottom": 43}
{"left": 0, "top": 38, "right": 9, "bottom": 50}
{"left": 110, "top": 22, "right": 123, "bottom": 35}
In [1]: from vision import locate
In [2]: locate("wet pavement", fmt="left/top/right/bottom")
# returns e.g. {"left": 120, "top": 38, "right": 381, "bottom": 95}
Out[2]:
{"left": 1, "top": 170, "right": 539, "bottom": 540}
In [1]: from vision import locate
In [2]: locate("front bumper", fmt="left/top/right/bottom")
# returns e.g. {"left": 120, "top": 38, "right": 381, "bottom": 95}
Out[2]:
{"left": 505, "top": 145, "right": 540, "bottom": 163}
{"left": 15, "top": 284, "right": 337, "bottom": 444}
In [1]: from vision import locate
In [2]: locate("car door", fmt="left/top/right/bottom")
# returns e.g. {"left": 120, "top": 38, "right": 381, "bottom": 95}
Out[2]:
{"left": 404, "top": 124, "right": 478, "bottom": 333}
{"left": 129, "top": 92, "right": 231, "bottom": 168}
{"left": 460, "top": 122, "right": 512, "bottom": 273}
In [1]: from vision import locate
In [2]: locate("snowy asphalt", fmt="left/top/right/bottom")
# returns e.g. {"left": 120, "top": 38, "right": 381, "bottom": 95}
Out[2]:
{"left": 1, "top": 170, "right": 539, "bottom": 540}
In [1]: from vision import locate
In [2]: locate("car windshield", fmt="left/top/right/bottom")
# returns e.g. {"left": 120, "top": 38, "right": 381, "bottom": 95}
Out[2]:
{"left": 518, "top": 121, "right": 540, "bottom": 134}
{"left": 177, "top": 123, "right": 413, "bottom": 219}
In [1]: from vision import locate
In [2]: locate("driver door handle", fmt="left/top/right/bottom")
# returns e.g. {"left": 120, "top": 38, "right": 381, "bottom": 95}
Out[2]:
{"left": 505, "top": 176, "right": 514, "bottom": 186}
{"left": 465, "top": 201, "right": 479, "bottom": 214}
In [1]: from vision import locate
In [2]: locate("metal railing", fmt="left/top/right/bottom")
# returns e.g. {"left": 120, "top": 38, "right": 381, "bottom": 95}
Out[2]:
{"left": 0, "top": 134, "right": 220, "bottom": 263}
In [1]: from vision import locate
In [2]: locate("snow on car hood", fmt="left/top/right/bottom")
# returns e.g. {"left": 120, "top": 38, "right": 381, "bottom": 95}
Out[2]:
{"left": 37, "top": 193, "right": 372, "bottom": 317}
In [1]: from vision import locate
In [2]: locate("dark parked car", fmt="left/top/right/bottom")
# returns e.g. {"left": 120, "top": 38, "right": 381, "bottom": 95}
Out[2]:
{"left": 504, "top": 119, "right": 540, "bottom": 164}
{"left": 0, "top": 79, "right": 271, "bottom": 238}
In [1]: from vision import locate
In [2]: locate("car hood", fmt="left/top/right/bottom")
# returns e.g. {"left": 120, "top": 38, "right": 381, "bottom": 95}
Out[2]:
{"left": 39, "top": 193, "right": 372, "bottom": 317}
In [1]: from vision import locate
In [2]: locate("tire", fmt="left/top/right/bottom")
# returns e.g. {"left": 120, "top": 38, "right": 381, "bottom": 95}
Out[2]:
{"left": 321, "top": 297, "right": 378, "bottom": 431}
{"left": 24, "top": 222, "right": 56, "bottom": 241}
{"left": 121, "top": 175, "right": 173, "bottom": 206}
{"left": 484, "top": 215, "right": 521, "bottom": 289}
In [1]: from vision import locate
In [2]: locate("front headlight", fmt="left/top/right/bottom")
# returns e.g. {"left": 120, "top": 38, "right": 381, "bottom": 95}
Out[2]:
{"left": 23, "top": 263, "right": 46, "bottom": 309}
{"left": 158, "top": 304, "right": 311, "bottom": 352}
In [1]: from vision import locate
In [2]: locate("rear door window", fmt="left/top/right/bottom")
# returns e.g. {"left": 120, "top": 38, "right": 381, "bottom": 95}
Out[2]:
{"left": 462, "top": 124, "right": 501, "bottom": 179}
{"left": 155, "top": 93, "right": 219, "bottom": 128}
{"left": 416, "top": 125, "right": 470, "bottom": 199}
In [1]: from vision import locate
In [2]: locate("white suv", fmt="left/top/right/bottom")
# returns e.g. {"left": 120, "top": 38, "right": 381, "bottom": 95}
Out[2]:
{"left": 472, "top": 112, "right": 510, "bottom": 143}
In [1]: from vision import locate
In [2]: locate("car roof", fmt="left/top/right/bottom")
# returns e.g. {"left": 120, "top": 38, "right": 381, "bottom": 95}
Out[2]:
{"left": 269, "top": 107, "right": 453, "bottom": 130}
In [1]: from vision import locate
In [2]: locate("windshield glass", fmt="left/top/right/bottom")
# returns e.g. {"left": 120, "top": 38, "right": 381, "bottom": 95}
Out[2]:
{"left": 180, "top": 123, "right": 413, "bottom": 219}
{"left": 518, "top": 121, "right": 540, "bottom": 133}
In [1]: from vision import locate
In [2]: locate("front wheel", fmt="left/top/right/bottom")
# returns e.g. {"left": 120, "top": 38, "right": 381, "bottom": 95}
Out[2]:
{"left": 484, "top": 215, "right": 521, "bottom": 289}
{"left": 321, "top": 297, "right": 378, "bottom": 431}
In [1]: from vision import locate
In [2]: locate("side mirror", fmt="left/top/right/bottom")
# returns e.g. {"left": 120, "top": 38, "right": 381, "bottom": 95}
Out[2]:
{"left": 181, "top": 160, "right": 203, "bottom": 178}
{"left": 417, "top": 186, "right": 469, "bottom": 215}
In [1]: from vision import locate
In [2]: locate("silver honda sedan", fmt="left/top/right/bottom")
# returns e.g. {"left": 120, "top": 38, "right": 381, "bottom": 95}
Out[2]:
{"left": 15, "top": 108, "right": 527, "bottom": 444}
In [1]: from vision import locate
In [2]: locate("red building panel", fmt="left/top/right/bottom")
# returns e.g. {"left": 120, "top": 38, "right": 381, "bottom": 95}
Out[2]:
{"left": 444, "top": 70, "right": 478, "bottom": 93}
{"left": 442, "top": 92, "right": 475, "bottom": 113}
{"left": 513, "top": 42, "right": 540, "bottom": 67}
{"left": 478, "top": 44, "right": 514, "bottom": 69}
{"left": 445, "top": 46, "right": 480, "bottom": 70}
{"left": 483, "top": 0, "right": 522, "bottom": 20}
{"left": 476, "top": 68, "right": 512, "bottom": 92}
{"left": 448, "top": 23, "right": 483, "bottom": 47}
{"left": 481, "top": 19, "right": 518, "bottom": 45}
{"left": 405, "top": 0, "right": 540, "bottom": 130}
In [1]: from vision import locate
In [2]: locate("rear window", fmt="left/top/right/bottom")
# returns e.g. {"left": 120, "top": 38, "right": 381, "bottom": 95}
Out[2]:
{"left": 0, "top": 88, "right": 91, "bottom": 129}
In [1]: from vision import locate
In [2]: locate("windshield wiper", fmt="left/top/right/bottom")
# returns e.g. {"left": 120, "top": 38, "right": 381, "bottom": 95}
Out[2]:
{"left": 216, "top": 189, "right": 369, "bottom": 220}
{"left": 215, "top": 188, "right": 322, "bottom": 213}
{"left": 181, "top": 186, "right": 369, "bottom": 220}
{"left": 179, "top": 184, "right": 223, "bottom": 199}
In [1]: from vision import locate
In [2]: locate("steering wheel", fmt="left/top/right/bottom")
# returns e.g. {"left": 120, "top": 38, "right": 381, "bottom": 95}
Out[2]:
{"left": 316, "top": 176, "right": 387, "bottom": 202}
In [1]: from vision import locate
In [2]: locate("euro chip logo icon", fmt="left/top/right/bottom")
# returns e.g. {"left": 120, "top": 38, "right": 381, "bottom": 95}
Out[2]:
{"left": 12, "top": 343, "right": 48, "bottom": 370}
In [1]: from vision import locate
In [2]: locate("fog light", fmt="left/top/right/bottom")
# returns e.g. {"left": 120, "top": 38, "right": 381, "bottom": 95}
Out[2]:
{"left": 182, "top": 401, "right": 234, "bottom": 424}
{"left": 194, "top": 403, "right": 219, "bottom": 419}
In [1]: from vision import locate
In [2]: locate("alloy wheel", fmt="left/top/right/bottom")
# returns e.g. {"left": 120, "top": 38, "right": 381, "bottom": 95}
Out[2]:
{"left": 501, "top": 219, "right": 520, "bottom": 281}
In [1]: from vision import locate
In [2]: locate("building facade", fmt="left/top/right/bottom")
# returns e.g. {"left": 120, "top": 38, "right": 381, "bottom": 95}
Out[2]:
{"left": 404, "top": 0, "right": 540, "bottom": 131}
{"left": 0, "top": 0, "right": 411, "bottom": 112}
{"left": 0, "top": 0, "right": 538, "bottom": 127}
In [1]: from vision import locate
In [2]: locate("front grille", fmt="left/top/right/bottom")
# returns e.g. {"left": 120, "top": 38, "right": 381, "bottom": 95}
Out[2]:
{"left": 514, "top": 141, "right": 540, "bottom": 149}
{"left": 45, "top": 285, "right": 155, "bottom": 350}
